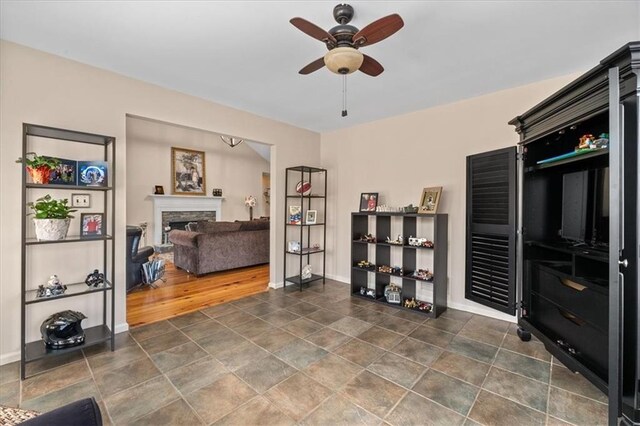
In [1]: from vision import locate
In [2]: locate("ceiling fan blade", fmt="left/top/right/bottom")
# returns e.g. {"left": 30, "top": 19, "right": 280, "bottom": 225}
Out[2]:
{"left": 290, "top": 17, "right": 337, "bottom": 46}
{"left": 359, "top": 54, "right": 384, "bottom": 77}
{"left": 299, "top": 57, "right": 326, "bottom": 75}
{"left": 353, "top": 14, "right": 404, "bottom": 47}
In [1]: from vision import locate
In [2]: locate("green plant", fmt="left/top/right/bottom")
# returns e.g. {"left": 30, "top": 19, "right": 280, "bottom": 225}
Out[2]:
{"left": 27, "top": 195, "right": 76, "bottom": 219}
{"left": 16, "top": 152, "right": 60, "bottom": 169}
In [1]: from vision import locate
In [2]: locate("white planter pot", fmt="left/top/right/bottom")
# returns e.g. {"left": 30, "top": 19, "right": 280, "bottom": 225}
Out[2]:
{"left": 33, "top": 218, "right": 71, "bottom": 241}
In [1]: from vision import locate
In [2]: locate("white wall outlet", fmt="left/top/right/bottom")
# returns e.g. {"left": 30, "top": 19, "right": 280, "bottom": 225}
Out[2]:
{"left": 71, "top": 193, "right": 91, "bottom": 208}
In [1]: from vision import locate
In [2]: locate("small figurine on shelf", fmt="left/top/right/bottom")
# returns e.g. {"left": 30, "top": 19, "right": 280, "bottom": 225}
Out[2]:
{"left": 412, "top": 268, "right": 434, "bottom": 281}
{"left": 357, "top": 260, "right": 375, "bottom": 270}
{"left": 36, "top": 275, "right": 67, "bottom": 298}
{"left": 384, "top": 284, "right": 402, "bottom": 304}
{"left": 591, "top": 133, "right": 609, "bottom": 149}
{"left": 577, "top": 134, "right": 595, "bottom": 150}
{"left": 288, "top": 241, "right": 301, "bottom": 253}
{"left": 378, "top": 265, "right": 392, "bottom": 274}
{"left": 408, "top": 236, "right": 434, "bottom": 248}
{"left": 359, "top": 233, "right": 376, "bottom": 243}
{"left": 404, "top": 298, "right": 418, "bottom": 309}
{"left": 418, "top": 301, "right": 433, "bottom": 312}
{"left": 386, "top": 234, "right": 404, "bottom": 245}
{"left": 403, "top": 204, "right": 419, "bottom": 213}
{"left": 85, "top": 269, "right": 105, "bottom": 287}
{"left": 301, "top": 264, "right": 312, "bottom": 280}
{"left": 376, "top": 204, "right": 398, "bottom": 212}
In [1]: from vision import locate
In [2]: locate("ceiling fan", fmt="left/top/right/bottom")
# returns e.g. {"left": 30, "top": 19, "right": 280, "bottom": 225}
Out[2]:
{"left": 290, "top": 4, "right": 404, "bottom": 77}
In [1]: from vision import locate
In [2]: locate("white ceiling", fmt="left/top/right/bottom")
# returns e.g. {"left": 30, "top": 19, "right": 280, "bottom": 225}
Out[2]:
{"left": 1, "top": 1, "right": 639, "bottom": 133}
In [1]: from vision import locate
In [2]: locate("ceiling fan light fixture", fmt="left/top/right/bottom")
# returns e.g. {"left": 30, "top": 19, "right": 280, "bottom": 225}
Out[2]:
{"left": 220, "top": 135, "right": 243, "bottom": 147}
{"left": 324, "top": 47, "right": 363, "bottom": 74}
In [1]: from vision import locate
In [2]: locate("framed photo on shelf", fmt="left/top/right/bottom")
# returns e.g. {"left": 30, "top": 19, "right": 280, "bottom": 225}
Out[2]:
{"left": 419, "top": 186, "right": 442, "bottom": 214}
{"left": 289, "top": 205, "right": 301, "bottom": 224}
{"left": 78, "top": 161, "right": 108, "bottom": 187}
{"left": 48, "top": 157, "right": 77, "bottom": 185}
{"left": 359, "top": 193, "right": 378, "bottom": 212}
{"left": 172, "top": 147, "right": 205, "bottom": 195}
{"left": 305, "top": 210, "right": 317, "bottom": 224}
{"left": 154, "top": 185, "right": 164, "bottom": 195}
{"left": 80, "top": 213, "right": 104, "bottom": 237}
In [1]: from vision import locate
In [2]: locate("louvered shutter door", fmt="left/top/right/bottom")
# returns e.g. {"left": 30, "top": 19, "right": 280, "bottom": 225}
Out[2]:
{"left": 465, "top": 147, "right": 517, "bottom": 315}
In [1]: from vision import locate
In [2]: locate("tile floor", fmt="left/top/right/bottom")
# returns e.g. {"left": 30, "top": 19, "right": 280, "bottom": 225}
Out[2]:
{"left": 0, "top": 279, "right": 608, "bottom": 425}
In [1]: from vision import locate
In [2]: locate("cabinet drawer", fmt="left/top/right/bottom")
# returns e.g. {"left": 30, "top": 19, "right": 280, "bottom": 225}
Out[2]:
{"left": 531, "top": 264, "right": 607, "bottom": 332}
{"left": 530, "top": 294, "right": 607, "bottom": 379}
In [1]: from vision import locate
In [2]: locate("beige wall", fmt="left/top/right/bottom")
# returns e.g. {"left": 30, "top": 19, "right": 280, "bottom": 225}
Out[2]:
{"left": 0, "top": 38, "right": 583, "bottom": 363}
{"left": 321, "top": 73, "right": 579, "bottom": 321}
{"left": 126, "top": 116, "right": 270, "bottom": 241}
{"left": 0, "top": 41, "right": 321, "bottom": 363}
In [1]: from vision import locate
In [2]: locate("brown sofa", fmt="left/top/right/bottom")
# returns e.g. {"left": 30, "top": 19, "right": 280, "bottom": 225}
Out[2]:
{"left": 169, "top": 220, "right": 269, "bottom": 276}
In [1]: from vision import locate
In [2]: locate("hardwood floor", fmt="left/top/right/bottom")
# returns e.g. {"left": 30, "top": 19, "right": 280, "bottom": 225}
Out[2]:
{"left": 126, "top": 262, "right": 269, "bottom": 327}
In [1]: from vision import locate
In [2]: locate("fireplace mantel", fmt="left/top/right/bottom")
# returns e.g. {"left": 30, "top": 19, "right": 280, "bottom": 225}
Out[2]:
{"left": 148, "top": 195, "right": 224, "bottom": 244}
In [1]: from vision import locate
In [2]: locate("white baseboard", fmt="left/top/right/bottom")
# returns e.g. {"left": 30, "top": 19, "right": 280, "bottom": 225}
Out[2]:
{"left": 0, "top": 351, "right": 20, "bottom": 366}
{"left": 447, "top": 300, "right": 516, "bottom": 323}
{"left": 1, "top": 322, "right": 131, "bottom": 366}
{"left": 269, "top": 276, "right": 349, "bottom": 290}
{"left": 325, "top": 273, "right": 349, "bottom": 284}
{"left": 115, "top": 322, "right": 129, "bottom": 334}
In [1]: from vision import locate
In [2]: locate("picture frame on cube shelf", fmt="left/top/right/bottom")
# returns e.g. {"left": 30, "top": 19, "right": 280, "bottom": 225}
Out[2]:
{"left": 359, "top": 193, "right": 378, "bottom": 212}
{"left": 419, "top": 187, "right": 442, "bottom": 214}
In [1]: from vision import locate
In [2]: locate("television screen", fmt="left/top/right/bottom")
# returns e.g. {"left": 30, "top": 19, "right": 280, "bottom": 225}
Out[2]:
{"left": 561, "top": 171, "right": 589, "bottom": 242}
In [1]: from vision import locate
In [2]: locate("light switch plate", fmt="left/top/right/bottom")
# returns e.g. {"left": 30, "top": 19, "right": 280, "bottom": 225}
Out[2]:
{"left": 71, "top": 193, "right": 91, "bottom": 208}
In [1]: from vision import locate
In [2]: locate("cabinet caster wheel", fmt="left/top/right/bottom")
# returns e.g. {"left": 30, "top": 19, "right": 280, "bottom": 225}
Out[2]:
{"left": 517, "top": 327, "right": 531, "bottom": 342}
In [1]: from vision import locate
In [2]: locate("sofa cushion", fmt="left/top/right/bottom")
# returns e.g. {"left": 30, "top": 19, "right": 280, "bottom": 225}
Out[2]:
{"left": 197, "top": 221, "right": 242, "bottom": 233}
{"left": 168, "top": 230, "right": 199, "bottom": 248}
{"left": 237, "top": 220, "right": 270, "bottom": 231}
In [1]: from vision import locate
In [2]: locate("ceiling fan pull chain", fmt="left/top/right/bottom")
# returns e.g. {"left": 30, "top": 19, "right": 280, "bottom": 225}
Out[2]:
{"left": 342, "top": 74, "right": 348, "bottom": 117}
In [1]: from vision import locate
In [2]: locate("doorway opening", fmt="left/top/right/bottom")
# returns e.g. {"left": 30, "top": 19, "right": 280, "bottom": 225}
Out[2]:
{"left": 124, "top": 115, "right": 272, "bottom": 326}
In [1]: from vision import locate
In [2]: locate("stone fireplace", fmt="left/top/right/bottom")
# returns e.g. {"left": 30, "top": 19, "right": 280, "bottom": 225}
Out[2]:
{"left": 149, "top": 195, "right": 223, "bottom": 244}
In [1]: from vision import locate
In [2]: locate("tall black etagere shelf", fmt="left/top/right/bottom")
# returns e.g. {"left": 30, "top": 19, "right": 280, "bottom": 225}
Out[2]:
{"left": 20, "top": 124, "right": 116, "bottom": 379}
{"left": 351, "top": 212, "right": 448, "bottom": 318}
{"left": 283, "top": 166, "right": 327, "bottom": 291}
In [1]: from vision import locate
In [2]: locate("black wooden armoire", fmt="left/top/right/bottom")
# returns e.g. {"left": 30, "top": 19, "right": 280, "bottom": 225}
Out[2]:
{"left": 466, "top": 42, "right": 639, "bottom": 425}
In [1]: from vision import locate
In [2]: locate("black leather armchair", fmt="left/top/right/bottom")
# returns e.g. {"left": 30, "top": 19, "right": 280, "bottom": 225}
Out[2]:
{"left": 126, "top": 226, "right": 154, "bottom": 291}
{"left": 21, "top": 397, "right": 102, "bottom": 426}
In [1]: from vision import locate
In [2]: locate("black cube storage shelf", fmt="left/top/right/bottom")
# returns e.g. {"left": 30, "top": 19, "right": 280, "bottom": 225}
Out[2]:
{"left": 350, "top": 212, "right": 448, "bottom": 318}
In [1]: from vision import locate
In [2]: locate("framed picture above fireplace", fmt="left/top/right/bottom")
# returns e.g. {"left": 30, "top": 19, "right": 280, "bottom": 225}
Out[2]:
{"left": 172, "top": 147, "right": 206, "bottom": 195}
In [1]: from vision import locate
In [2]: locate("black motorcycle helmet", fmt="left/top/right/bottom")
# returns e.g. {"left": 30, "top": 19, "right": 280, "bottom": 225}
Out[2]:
{"left": 40, "top": 310, "right": 87, "bottom": 349}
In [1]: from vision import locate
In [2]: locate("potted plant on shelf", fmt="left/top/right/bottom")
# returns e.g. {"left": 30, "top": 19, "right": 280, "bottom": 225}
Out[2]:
{"left": 28, "top": 195, "right": 76, "bottom": 240}
{"left": 16, "top": 152, "right": 60, "bottom": 184}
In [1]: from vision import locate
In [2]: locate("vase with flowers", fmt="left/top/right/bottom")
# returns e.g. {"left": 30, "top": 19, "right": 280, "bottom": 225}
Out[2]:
{"left": 244, "top": 195, "right": 256, "bottom": 221}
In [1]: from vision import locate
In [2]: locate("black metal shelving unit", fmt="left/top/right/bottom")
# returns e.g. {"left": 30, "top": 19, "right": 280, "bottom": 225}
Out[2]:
{"left": 283, "top": 166, "right": 327, "bottom": 291}
{"left": 350, "top": 212, "right": 448, "bottom": 318}
{"left": 20, "top": 123, "right": 116, "bottom": 379}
